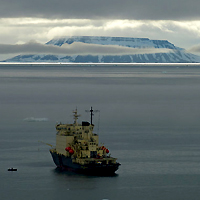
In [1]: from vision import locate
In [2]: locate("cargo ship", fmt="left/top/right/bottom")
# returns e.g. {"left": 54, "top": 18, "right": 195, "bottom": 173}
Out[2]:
{"left": 50, "top": 107, "right": 120, "bottom": 175}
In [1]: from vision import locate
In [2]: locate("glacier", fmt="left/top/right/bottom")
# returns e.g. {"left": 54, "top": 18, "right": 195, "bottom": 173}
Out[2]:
{"left": 3, "top": 36, "right": 200, "bottom": 63}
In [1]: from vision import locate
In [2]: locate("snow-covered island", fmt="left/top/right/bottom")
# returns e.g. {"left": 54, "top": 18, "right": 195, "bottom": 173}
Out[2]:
{"left": 3, "top": 36, "right": 200, "bottom": 63}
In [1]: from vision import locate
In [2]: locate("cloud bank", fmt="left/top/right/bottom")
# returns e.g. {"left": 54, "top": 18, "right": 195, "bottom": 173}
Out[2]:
{"left": 1, "top": 18, "right": 200, "bottom": 50}
{"left": 1, "top": 0, "right": 200, "bottom": 20}
{"left": 187, "top": 45, "right": 200, "bottom": 54}
{"left": 0, "top": 41, "right": 172, "bottom": 56}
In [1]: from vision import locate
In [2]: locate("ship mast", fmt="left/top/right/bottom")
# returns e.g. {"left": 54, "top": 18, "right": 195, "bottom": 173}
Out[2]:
{"left": 73, "top": 108, "right": 80, "bottom": 125}
{"left": 86, "top": 107, "right": 99, "bottom": 125}
{"left": 90, "top": 107, "right": 94, "bottom": 125}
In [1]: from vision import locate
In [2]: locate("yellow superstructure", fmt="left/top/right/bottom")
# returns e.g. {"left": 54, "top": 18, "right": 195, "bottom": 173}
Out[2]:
{"left": 51, "top": 108, "right": 117, "bottom": 166}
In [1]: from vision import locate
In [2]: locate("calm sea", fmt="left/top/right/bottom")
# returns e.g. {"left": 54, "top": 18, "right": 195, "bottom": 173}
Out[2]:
{"left": 1, "top": 63, "right": 200, "bottom": 200}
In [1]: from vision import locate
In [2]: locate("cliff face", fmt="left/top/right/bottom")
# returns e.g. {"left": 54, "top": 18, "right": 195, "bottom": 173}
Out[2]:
{"left": 4, "top": 36, "right": 200, "bottom": 63}
{"left": 47, "top": 36, "right": 178, "bottom": 49}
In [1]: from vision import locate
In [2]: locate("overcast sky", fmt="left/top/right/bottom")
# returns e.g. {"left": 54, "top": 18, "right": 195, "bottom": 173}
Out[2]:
{"left": 1, "top": 0, "right": 200, "bottom": 60}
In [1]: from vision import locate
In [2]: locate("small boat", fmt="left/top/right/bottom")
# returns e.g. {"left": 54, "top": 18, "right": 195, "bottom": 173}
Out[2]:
{"left": 8, "top": 168, "right": 17, "bottom": 171}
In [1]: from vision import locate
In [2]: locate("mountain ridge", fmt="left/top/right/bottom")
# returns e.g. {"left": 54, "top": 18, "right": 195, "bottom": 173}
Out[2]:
{"left": 3, "top": 36, "right": 200, "bottom": 63}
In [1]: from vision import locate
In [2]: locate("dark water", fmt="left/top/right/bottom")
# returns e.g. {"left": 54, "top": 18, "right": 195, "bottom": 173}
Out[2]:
{"left": 1, "top": 64, "right": 200, "bottom": 200}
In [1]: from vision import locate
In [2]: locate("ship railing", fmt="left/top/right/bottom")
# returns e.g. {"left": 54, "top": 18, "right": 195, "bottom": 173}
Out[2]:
{"left": 76, "top": 157, "right": 117, "bottom": 165}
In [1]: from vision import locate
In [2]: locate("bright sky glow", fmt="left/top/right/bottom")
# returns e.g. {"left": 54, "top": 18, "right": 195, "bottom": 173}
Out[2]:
{"left": 1, "top": 18, "right": 200, "bottom": 47}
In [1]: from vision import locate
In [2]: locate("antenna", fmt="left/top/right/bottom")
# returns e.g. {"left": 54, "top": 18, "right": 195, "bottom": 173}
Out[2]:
{"left": 85, "top": 107, "right": 99, "bottom": 125}
{"left": 73, "top": 108, "right": 81, "bottom": 125}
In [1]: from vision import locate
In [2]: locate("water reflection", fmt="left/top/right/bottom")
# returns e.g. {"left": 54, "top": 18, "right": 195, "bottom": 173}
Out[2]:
{"left": 51, "top": 167, "right": 119, "bottom": 193}
{"left": 53, "top": 167, "right": 119, "bottom": 177}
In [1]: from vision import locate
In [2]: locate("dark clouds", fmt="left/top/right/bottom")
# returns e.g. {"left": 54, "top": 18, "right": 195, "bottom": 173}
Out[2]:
{"left": 0, "top": 41, "right": 172, "bottom": 55}
{"left": 1, "top": 0, "right": 200, "bottom": 20}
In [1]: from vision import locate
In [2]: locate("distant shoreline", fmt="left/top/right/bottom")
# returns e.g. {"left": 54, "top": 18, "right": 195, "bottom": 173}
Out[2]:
{"left": 0, "top": 62, "right": 200, "bottom": 67}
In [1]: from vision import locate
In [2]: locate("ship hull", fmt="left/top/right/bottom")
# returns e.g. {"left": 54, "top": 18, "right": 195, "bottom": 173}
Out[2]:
{"left": 50, "top": 150, "right": 120, "bottom": 175}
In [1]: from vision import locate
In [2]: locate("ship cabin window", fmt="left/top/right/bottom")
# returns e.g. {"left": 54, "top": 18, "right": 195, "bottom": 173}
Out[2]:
{"left": 90, "top": 151, "right": 97, "bottom": 158}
